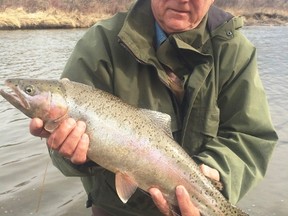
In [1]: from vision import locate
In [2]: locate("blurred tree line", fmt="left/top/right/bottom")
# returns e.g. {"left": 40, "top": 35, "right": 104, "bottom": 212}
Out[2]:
{"left": 214, "top": 0, "right": 288, "bottom": 9}
{"left": 0, "top": 0, "right": 287, "bottom": 13}
{"left": 0, "top": 0, "right": 134, "bottom": 13}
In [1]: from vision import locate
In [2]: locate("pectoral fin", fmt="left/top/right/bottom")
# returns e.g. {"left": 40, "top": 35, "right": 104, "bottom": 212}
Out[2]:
{"left": 44, "top": 113, "right": 68, "bottom": 133}
{"left": 44, "top": 121, "right": 60, "bottom": 132}
{"left": 115, "top": 172, "right": 138, "bottom": 203}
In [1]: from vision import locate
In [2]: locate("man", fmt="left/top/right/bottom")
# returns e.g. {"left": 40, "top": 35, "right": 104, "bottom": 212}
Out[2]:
{"left": 30, "top": 0, "right": 278, "bottom": 215}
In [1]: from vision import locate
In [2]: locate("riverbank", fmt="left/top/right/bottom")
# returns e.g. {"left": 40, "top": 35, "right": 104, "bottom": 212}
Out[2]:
{"left": 0, "top": 7, "right": 288, "bottom": 30}
{"left": 226, "top": 7, "right": 288, "bottom": 26}
{"left": 0, "top": 8, "right": 109, "bottom": 29}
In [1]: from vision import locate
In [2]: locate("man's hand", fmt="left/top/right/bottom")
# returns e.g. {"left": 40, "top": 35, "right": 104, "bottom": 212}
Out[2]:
{"left": 149, "top": 186, "right": 200, "bottom": 216}
{"left": 30, "top": 118, "right": 89, "bottom": 164}
{"left": 149, "top": 164, "right": 220, "bottom": 216}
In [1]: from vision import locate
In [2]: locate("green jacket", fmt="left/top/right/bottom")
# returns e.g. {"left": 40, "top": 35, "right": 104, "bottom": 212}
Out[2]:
{"left": 51, "top": 0, "right": 278, "bottom": 215}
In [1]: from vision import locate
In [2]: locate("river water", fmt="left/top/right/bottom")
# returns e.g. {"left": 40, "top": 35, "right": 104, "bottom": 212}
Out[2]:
{"left": 0, "top": 26, "right": 287, "bottom": 216}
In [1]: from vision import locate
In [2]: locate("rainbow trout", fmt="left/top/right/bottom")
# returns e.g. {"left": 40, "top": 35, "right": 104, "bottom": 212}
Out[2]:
{"left": 0, "top": 78, "right": 248, "bottom": 216}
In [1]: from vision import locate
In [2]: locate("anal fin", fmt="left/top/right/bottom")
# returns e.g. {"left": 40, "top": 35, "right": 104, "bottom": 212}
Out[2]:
{"left": 115, "top": 172, "right": 138, "bottom": 203}
{"left": 207, "top": 177, "right": 224, "bottom": 191}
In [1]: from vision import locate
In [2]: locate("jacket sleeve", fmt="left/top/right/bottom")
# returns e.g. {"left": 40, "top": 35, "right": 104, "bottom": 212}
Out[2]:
{"left": 50, "top": 23, "right": 115, "bottom": 177}
{"left": 194, "top": 32, "right": 278, "bottom": 204}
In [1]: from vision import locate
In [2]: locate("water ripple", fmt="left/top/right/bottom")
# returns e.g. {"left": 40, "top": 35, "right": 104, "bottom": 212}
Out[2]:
{"left": 0, "top": 27, "right": 287, "bottom": 215}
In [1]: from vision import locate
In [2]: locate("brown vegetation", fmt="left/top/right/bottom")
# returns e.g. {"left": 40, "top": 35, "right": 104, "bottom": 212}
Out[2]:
{"left": 0, "top": 0, "right": 133, "bottom": 14}
{"left": 0, "top": 0, "right": 134, "bottom": 29}
{"left": 0, "top": 0, "right": 287, "bottom": 29}
{"left": 214, "top": 0, "right": 288, "bottom": 9}
{"left": 214, "top": 0, "right": 288, "bottom": 25}
{"left": 0, "top": 8, "right": 109, "bottom": 29}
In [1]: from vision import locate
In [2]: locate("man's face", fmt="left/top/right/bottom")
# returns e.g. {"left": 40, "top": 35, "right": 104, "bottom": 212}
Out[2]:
{"left": 151, "top": 0, "right": 214, "bottom": 34}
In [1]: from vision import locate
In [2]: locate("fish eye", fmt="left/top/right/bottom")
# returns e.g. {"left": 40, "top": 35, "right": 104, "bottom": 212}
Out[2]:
{"left": 25, "top": 85, "right": 35, "bottom": 95}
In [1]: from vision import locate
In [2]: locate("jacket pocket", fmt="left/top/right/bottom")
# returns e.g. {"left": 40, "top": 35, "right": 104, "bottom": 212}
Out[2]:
{"left": 181, "top": 106, "right": 220, "bottom": 155}
{"left": 197, "top": 106, "right": 220, "bottom": 138}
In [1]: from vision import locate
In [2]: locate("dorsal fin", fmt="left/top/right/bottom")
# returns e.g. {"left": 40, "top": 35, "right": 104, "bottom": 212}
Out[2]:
{"left": 140, "top": 109, "right": 173, "bottom": 137}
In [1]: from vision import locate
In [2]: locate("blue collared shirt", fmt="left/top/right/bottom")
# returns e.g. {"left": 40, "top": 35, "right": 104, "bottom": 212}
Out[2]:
{"left": 155, "top": 22, "right": 167, "bottom": 48}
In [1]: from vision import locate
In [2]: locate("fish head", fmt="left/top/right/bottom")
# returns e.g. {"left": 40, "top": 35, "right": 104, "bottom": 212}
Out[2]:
{"left": 0, "top": 78, "right": 68, "bottom": 131}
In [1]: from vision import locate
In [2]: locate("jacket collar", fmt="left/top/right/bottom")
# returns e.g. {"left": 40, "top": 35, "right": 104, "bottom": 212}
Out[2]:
{"left": 118, "top": 0, "right": 214, "bottom": 64}
{"left": 118, "top": 0, "right": 156, "bottom": 64}
{"left": 117, "top": 1, "right": 242, "bottom": 74}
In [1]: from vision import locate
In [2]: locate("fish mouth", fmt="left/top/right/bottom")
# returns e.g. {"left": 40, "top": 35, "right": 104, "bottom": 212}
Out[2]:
{"left": 0, "top": 80, "right": 30, "bottom": 110}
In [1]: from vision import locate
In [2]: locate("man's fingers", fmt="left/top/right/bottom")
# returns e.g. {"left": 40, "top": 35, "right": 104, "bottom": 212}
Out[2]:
{"left": 71, "top": 133, "right": 89, "bottom": 164}
{"left": 47, "top": 118, "right": 76, "bottom": 150}
{"left": 176, "top": 186, "right": 200, "bottom": 216}
{"left": 58, "top": 121, "right": 86, "bottom": 157}
{"left": 29, "top": 118, "right": 50, "bottom": 138}
{"left": 199, "top": 164, "right": 220, "bottom": 181}
{"left": 30, "top": 117, "right": 89, "bottom": 165}
{"left": 150, "top": 186, "right": 201, "bottom": 216}
{"left": 149, "top": 188, "right": 171, "bottom": 216}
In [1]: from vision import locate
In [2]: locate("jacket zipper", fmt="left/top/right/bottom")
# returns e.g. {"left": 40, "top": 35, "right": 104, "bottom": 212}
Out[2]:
{"left": 118, "top": 37, "right": 183, "bottom": 137}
